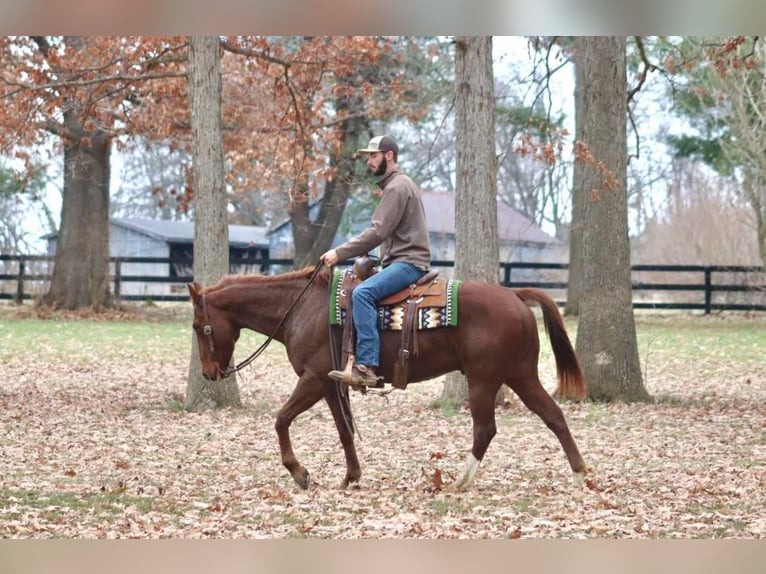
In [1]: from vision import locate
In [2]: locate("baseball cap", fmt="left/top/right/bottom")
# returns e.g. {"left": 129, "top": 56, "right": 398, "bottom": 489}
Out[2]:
{"left": 357, "top": 135, "right": 399, "bottom": 156}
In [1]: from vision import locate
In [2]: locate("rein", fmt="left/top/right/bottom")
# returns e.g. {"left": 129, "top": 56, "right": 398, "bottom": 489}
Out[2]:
{"left": 203, "top": 262, "right": 325, "bottom": 377}
{"left": 200, "top": 261, "right": 357, "bottom": 439}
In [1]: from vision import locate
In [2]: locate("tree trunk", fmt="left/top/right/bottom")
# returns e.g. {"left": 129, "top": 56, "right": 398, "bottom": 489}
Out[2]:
{"left": 185, "top": 36, "right": 241, "bottom": 410}
{"left": 44, "top": 128, "right": 113, "bottom": 309}
{"left": 290, "top": 85, "right": 369, "bottom": 269}
{"left": 758, "top": 194, "right": 766, "bottom": 267}
{"left": 743, "top": 177, "right": 766, "bottom": 268}
{"left": 564, "top": 37, "right": 587, "bottom": 317}
{"left": 438, "top": 37, "right": 508, "bottom": 408}
{"left": 44, "top": 37, "right": 112, "bottom": 310}
{"left": 574, "top": 36, "right": 650, "bottom": 403}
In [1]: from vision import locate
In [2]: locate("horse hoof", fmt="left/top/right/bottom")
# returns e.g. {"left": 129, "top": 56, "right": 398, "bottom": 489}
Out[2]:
{"left": 295, "top": 470, "right": 310, "bottom": 490}
{"left": 338, "top": 471, "right": 361, "bottom": 490}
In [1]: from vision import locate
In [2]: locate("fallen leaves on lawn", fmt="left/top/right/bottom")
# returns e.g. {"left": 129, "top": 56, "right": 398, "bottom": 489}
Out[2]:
{"left": 0, "top": 310, "right": 764, "bottom": 539}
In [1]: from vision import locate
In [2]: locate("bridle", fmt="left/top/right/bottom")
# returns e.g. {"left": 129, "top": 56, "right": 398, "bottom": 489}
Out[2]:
{"left": 200, "top": 293, "right": 216, "bottom": 356}
{"left": 198, "top": 261, "right": 357, "bottom": 438}
{"left": 198, "top": 262, "right": 325, "bottom": 378}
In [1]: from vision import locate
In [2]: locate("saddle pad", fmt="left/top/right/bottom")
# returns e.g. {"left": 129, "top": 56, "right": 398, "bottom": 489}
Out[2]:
{"left": 329, "top": 269, "right": 461, "bottom": 331}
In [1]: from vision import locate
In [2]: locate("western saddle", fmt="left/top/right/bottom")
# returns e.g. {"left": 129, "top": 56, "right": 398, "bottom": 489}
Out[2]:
{"left": 334, "top": 256, "right": 443, "bottom": 389}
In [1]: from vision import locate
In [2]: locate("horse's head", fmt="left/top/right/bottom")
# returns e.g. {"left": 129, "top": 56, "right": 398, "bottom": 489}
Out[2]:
{"left": 188, "top": 281, "right": 239, "bottom": 380}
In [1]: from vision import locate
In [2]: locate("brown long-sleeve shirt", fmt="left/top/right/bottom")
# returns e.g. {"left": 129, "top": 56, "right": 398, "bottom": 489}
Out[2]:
{"left": 334, "top": 169, "right": 431, "bottom": 270}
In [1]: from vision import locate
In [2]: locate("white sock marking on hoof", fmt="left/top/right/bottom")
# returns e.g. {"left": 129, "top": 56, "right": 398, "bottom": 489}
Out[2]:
{"left": 450, "top": 453, "right": 481, "bottom": 490}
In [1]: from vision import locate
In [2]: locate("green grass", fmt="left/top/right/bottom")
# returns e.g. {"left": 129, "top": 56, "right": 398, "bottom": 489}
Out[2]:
{"left": 427, "top": 496, "right": 476, "bottom": 516}
{"left": 584, "top": 402, "right": 615, "bottom": 424}
{"left": 438, "top": 402, "right": 461, "bottom": 418}
{"left": 427, "top": 495, "right": 539, "bottom": 519}
{"left": 547, "top": 313, "right": 766, "bottom": 371}
{"left": 510, "top": 496, "right": 540, "bottom": 516}
{"left": 1, "top": 306, "right": 763, "bottom": 379}
{"left": 0, "top": 319, "right": 190, "bottom": 360}
{"left": 633, "top": 314, "right": 766, "bottom": 364}
{"left": 0, "top": 312, "right": 268, "bottom": 362}
{"left": 0, "top": 489, "right": 156, "bottom": 519}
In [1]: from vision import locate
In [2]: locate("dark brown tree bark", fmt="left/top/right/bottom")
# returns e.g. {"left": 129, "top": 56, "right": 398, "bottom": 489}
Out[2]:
{"left": 290, "top": 112, "right": 368, "bottom": 269}
{"left": 574, "top": 36, "right": 650, "bottom": 403}
{"left": 43, "top": 37, "right": 112, "bottom": 310}
{"left": 439, "top": 36, "right": 505, "bottom": 407}
{"left": 290, "top": 75, "right": 369, "bottom": 270}
{"left": 185, "top": 36, "right": 241, "bottom": 410}
{"left": 564, "top": 37, "right": 587, "bottom": 317}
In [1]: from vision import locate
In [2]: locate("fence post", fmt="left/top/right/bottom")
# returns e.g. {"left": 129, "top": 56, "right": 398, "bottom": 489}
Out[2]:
{"left": 503, "top": 263, "right": 512, "bottom": 286}
{"left": 704, "top": 268, "right": 712, "bottom": 315}
{"left": 114, "top": 258, "right": 122, "bottom": 299}
{"left": 15, "top": 257, "right": 25, "bottom": 305}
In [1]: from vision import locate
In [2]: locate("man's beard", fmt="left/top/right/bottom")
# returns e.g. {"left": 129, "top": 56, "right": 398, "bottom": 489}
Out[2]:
{"left": 372, "top": 157, "right": 387, "bottom": 177}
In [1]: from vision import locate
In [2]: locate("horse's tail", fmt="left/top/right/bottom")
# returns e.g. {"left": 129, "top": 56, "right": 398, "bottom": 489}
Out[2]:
{"left": 514, "top": 288, "right": 586, "bottom": 401}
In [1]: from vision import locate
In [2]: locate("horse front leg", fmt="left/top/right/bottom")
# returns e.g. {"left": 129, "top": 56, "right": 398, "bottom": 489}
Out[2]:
{"left": 450, "top": 380, "right": 499, "bottom": 491}
{"left": 274, "top": 372, "right": 326, "bottom": 489}
{"left": 323, "top": 381, "right": 362, "bottom": 489}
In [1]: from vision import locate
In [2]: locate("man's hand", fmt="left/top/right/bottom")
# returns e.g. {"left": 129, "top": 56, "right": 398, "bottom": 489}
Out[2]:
{"left": 321, "top": 249, "right": 339, "bottom": 267}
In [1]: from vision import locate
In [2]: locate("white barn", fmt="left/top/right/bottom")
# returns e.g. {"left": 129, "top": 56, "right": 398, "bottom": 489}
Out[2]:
{"left": 45, "top": 218, "right": 269, "bottom": 297}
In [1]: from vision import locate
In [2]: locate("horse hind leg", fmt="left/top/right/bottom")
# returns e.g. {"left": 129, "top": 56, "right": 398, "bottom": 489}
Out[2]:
{"left": 449, "top": 380, "right": 500, "bottom": 491}
{"left": 508, "top": 375, "right": 588, "bottom": 488}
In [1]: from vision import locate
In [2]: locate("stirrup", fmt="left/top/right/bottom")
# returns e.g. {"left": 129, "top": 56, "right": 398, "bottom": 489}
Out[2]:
{"left": 328, "top": 356, "right": 383, "bottom": 388}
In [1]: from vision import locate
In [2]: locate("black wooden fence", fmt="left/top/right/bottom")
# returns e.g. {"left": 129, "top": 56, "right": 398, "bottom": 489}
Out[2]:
{"left": 1, "top": 254, "right": 764, "bottom": 313}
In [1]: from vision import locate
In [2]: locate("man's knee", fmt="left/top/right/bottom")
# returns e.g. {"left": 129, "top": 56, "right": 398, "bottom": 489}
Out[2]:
{"left": 352, "top": 283, "right": 375, "bottom": 306}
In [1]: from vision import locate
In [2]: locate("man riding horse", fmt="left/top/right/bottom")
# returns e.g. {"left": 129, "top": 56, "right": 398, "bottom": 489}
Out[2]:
{"left": 321, "top": 135, "right": 431, "bottom": 388}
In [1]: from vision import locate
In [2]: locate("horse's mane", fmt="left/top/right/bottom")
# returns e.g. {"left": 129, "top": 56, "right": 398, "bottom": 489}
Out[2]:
{"left": 203, "top": 265, "right": 331, "bottom": 293}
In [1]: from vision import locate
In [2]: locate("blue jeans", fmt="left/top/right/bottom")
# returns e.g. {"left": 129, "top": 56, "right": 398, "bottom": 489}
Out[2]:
{"left": 352, "top": 261, "right": 427, "bottom": 367}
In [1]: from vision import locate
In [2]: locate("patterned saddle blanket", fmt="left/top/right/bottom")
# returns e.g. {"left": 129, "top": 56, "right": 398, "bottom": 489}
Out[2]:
{"left": 328, "top": 268, "right": 460, "bottom": 331}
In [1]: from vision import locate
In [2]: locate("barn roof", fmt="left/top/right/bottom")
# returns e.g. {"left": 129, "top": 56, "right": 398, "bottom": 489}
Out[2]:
{"left": 268, "top": 190, "right": 557, "bottom": 245}
{"left": 111, "top": 218, "right": 269, "bottom": 249}
{"left": 421, "top": 191, "right": 557, "bottom": 245}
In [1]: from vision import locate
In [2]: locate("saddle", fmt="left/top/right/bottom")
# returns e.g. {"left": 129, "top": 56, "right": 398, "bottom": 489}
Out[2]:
{"left": 330, "top": 257, "right": 457, "bottom": 390}
{"left": 337, "top": 263, "right": 445, "bottom": 310}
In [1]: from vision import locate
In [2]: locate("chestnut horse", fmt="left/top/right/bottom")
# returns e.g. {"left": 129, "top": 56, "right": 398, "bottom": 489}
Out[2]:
{"left": 187, "top": 266, "right": 588, "bottom": 490}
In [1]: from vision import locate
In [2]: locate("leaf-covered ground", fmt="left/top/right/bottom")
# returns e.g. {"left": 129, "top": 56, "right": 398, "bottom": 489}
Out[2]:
{"left": 0, "top": 306, "right": 764, "bottom": 538}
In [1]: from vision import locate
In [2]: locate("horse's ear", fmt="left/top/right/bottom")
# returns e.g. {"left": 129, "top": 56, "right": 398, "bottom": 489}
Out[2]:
{"left": 187, "top": 282, "right": 202, "bottom": 303}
